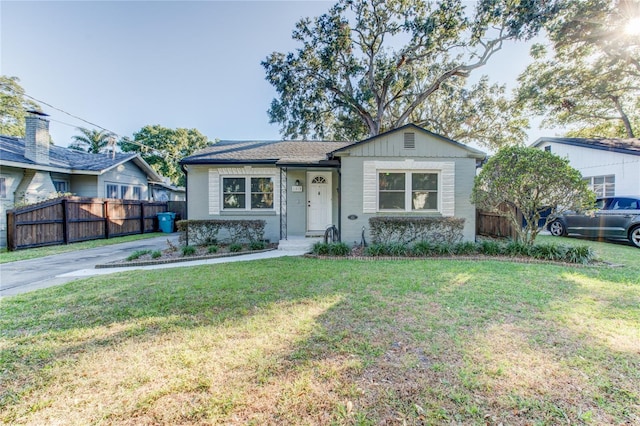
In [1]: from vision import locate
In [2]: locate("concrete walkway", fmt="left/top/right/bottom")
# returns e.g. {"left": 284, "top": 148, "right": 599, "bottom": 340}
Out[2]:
{"left": 0, "top": 234, "right": 306, "bottom": 297}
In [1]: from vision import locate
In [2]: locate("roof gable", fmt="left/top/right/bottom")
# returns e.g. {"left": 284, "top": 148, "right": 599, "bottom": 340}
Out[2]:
{"left": 531, "top": 137, "right": 640, "bottom": 156}
{"left": 329, "top": 123, "right": 486, "bottom": 158}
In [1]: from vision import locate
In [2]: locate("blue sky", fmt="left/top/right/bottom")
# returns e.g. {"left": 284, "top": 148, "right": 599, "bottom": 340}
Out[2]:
{"left": 1, "top": 0, "right": 545, "bottom": 148}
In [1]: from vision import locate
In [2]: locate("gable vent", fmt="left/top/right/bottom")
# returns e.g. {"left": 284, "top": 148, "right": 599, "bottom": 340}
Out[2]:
{"left": 404, "top": 132, "right": 415, "bottom": 149}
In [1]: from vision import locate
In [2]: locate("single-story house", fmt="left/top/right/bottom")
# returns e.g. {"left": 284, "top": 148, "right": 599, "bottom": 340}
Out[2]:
{"left": 531, "top": 137, "right": 640, "bottom": 197}
{"left": 0, "top": 111, "right": 166, "bottom": 248}
{"left": 180, "top": 124, "right": 486, "bottom": 246}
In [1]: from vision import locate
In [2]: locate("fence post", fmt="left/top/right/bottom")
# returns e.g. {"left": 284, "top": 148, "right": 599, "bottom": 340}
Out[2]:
{"left": 6, "top": 211, "right": 16, "bottom": 251}
{"left": 104, "top": 200, "right": 110, "bottom": 239}
{"left": 140, "top": 203, "right": 145, "bottom": 234}
{"left": 62, "top": 198, "right": 69, "bottom": 244}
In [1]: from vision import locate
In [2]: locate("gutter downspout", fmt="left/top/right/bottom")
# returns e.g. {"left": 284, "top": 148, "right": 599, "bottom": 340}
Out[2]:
{"left": 180, "top": 163, "right": 188, "bottom": 245}
{"left": 337, "top": 168, "right": 342, "bottom": 242}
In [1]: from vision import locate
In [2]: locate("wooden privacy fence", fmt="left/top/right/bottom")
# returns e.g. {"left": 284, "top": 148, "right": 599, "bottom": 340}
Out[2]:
{"left": 476, "top": 204, "right": 523, "bottom": 240}
{"left": 6, "top": 196, "right": 171, "bottom": 251}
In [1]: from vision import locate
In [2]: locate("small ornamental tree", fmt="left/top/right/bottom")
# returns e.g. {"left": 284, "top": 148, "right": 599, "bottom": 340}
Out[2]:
{"left": 472, "top": 146, "right": 595, "bottom": 245}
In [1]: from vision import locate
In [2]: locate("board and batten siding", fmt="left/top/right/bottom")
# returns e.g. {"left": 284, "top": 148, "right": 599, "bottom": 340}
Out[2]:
{"left": 337, "top": 129, "right": 481, "bottom": 243}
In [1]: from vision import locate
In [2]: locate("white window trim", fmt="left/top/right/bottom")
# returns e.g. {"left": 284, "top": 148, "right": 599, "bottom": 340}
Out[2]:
{"left": 377, "top": 170, "right": 440, "bottom": 212}
{"left": 106, "top": 183, "right": 144, "bottom": 200}
{"left": 209, "top": 167, "right": 280, "bottom": 214}
{"left": 363, "top": 160, "right": 455, "bottom": 216}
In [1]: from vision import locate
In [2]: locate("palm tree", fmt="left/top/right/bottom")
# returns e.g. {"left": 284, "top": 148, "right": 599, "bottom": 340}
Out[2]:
{"left": 68, "top": 127, "right": 115, "bottom": 154}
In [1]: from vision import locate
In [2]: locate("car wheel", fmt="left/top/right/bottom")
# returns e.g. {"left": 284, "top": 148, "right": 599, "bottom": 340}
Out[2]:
{"left": 629, "top": 226, "right": 640, "bottom": 248}
{"left": 549, "top": 220, "right": 567, "bottom": 237}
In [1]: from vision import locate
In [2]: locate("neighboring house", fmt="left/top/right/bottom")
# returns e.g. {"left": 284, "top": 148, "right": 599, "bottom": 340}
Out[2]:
{"left": 150, "top": 180, "right": 186, "bottom": 202}
{"left": 181, "top": 124, "right": 486, "bottom": 245}
{"left": 0, "top": 112, "right": 165, "bottom": 248}
{"left": 531, "top": 137, "right": 640, "bottom": 197}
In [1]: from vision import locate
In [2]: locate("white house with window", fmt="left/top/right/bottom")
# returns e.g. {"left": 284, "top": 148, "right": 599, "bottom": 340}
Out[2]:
{"left": 531, "top": 137, "right": 640, "bottom": 197}
{"left": 181, "top": 124, "right": 486, "bottom": 245}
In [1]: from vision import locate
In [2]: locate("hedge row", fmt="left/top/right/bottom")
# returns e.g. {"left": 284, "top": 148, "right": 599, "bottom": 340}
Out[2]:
{"left": 176, "top": 219, "right": 266, "bottom": 246}
{"left": 369, "top": 216, "right": 465, "bottom": 245}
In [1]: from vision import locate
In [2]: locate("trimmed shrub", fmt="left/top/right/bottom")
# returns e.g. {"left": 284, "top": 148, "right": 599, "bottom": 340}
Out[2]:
{"left": 229, "top": 243, "right": 243, "bottom": 253}
{"left": 478, "top": 240, "right": 502, "bottom": 256}
{"left": 177, "top": 219, "right": 265, "bottom": 246}
{"left": 386, "top": 242, "right": 409, "bottom": 257}
{"left": 454, "top": 241, "right": 478, "bottom": 255}
{"left": 181, "top": 245, "right": 196, "bottom": 256}
{"left": 249, "top": 240, "right": 267, "bottom": 251}
{"left": 503, "top": 240, "right": 531, "bottom": 257}
{"left": 151, "top": 250, "right": 162, "bottom": 259}
{"left": 311, "top": 242, "right": 331, "bottom": 255}
{"left": 565, "top": 245, "right": 595, "bottom": 264}
{"left": 369, "top": 216, "right": 465, "bottom": 245}
{"left": 365, "top": 243, "right": 388, "bottom": 257}
{"left": 412, "top": 240, "right": 436, "bottom": 256}
{"left": 433, "top": 242, "right": 455, "bottom": 256}
{"left": 531, "top": 243, "right": 566, "bottom": 261}
{"left": 127, "top": 250, "right": 151, "bottom": 261}
{"left": 328, "top": 242, "right": 351, "bottom": 256}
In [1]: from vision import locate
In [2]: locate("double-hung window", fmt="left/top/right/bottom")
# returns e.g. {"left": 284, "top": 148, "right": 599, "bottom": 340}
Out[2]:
{"left": 584, "top": 175, "right": 615, "bottom": 197}
{"left": 223, "top": 176, "right": 273, "bottom": 210}
{"left": 106, "top": 183, "right": 143, "bottom": 200}
{"left": 378, "top": 172, "right": 438, "bottom": 211}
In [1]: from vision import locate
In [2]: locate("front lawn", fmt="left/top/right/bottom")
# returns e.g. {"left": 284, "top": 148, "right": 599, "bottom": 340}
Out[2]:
{"left": 1, "top": 237, "right": 638, "bottom": 424}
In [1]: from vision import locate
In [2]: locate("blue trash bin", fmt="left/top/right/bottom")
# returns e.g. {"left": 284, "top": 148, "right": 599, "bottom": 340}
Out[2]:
{"left": 157, "top": 212, "right": 176, "bottom": 233}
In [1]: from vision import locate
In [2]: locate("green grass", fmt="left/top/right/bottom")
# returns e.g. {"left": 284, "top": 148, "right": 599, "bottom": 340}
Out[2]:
{"left": 0, "top": 237, "right": 638, "bottom": 425}
{"left": 0, "top": 233, "right": 166, "bottom": 264}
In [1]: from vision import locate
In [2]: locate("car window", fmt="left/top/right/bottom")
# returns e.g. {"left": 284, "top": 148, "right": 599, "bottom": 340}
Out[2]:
{"left": 611, "top": 198, "right": 640, "bottom": 210}
{"left": 595, "top": 198, "right": 609, "bottom": 209}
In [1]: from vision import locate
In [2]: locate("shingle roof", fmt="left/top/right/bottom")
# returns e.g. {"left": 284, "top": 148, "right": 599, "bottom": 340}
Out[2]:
{"left": 0, "top": 134, "right": 162, "bottom": 179}
{"left": 531, "top": 137, "right": 640, "bottom": 156}
{"left": 181, "top": 140, "right": 354, "bottom": 165}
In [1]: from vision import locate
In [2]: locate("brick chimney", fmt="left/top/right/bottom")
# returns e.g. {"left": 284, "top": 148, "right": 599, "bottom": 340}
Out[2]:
{"left": 24, "top": 110, "right": 50, "bottom": 164}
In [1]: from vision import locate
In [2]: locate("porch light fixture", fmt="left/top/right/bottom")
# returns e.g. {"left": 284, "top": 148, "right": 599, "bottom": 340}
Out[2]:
{"left": 292, "top": 179, "right": 303, "bottom": 192}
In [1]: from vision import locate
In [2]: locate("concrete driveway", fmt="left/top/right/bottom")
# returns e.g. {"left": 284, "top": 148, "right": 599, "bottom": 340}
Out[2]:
{"left": 0, "top": 234, "right": 180, "bottom": 297}
{"left": 1, "top": 234, "right": 307, "bottom": 298}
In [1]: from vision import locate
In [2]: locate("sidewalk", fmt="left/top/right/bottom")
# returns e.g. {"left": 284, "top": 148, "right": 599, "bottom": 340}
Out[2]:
{"left": 0, "top": 234, "right": 306, "bottom": 297}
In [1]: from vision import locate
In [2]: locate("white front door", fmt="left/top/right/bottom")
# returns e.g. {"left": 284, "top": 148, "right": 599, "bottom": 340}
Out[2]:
{"left": 307, "top": 172, "right": 332, "bottom": 232}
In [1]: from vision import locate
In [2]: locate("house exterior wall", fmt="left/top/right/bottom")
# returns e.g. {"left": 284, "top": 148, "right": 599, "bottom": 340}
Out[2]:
{"left": 99, "top": 162, "right": 150, "bottom": 199}
{"left": 337, "top": 130, "right": 479, "bottom": 243}
{"left": 284, "top": 170, "right": 307, "bottom": 236}
{"left": 186, "top": 165, "right": 281, "bottom": 243}
{"left": 537, "top": 142, "right": 640, "bottom": 195}
{"left": 0, "top": 167, "right": 25, "bottom": 248}
{"left": 69, "top": 174, "right": 99, "bottom": 197}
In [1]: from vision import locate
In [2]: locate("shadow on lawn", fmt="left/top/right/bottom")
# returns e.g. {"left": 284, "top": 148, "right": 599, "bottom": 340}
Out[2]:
{"left": 1, "top": 256, "right": 639, "bottom": 424}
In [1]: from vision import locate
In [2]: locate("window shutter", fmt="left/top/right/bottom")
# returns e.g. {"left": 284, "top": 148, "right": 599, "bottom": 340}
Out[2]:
{"left": 208, "top": 169, "right": 220, "bottom": 214}
{"left": 440, "top": 162, "right": 455, "bottom": 216}
{"left": 404, "top": 132, "right": 416, "bottom": 149}
{"left": 363, "top": 161, "right": 377, "bottom": 213}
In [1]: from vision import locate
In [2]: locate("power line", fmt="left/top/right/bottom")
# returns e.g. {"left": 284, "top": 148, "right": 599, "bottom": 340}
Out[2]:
{"left": 19, "top": 92, "right": 185, "bottom": 160}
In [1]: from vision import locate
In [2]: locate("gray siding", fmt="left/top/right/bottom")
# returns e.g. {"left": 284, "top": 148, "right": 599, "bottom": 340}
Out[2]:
{"left": 99, "top": 162, "right": 150, "bottom": 199}
{"left": 337, "top": 129, "right": 480, "bottom": 243}
{"left": 186, "top": 165, "right": 281, "bottom": 242}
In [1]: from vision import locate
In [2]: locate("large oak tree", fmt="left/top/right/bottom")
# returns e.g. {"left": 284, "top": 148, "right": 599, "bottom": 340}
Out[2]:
{"left": 263, "top": 0, "right": 557, "bottom": 144}
{"left": 517, "top": 0, "right": 640, "bottom": 138}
